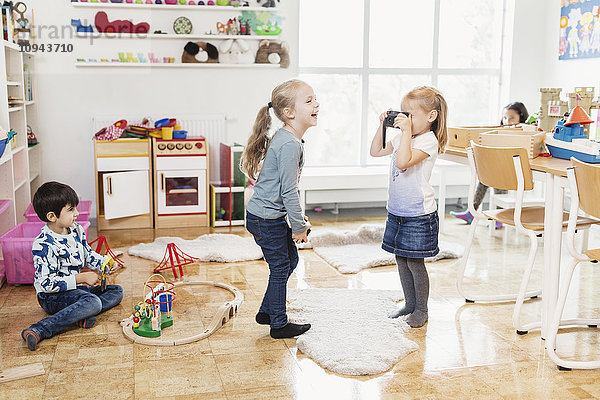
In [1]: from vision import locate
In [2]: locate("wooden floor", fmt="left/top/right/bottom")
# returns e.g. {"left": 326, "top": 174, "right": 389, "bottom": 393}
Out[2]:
{"left": 2, "top": 213, "right": 600, "bottom": 399}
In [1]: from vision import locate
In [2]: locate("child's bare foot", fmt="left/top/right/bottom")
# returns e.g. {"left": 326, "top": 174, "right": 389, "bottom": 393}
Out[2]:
{"left": 388, "top": 307, "right": 414, "bottom": 319}
{"left": 407, "top": 310, "right": 428, "bottom": 328}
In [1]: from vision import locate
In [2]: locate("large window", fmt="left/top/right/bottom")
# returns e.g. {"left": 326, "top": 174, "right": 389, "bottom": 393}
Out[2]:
{"left": 299, "top": 0, "right": 509, "bottom": 167}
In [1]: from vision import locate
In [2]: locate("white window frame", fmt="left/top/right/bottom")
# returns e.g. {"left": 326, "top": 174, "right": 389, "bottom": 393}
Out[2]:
{"left": 300, "top": 0, "right": 514, "bottom": 167}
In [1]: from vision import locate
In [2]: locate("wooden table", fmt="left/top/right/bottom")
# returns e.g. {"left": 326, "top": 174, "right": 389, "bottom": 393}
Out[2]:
{"left": 441, "top": 146, "right": 573, "bottom": 339}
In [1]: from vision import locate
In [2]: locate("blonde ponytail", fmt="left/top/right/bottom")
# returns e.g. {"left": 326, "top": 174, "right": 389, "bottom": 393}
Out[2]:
{"left": 240, "top": 105, "right": 271, "bottom": 180}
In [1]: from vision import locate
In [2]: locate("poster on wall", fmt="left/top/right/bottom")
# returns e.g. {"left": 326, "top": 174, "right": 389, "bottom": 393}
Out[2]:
{"left": 559, "top": 0, "right": 600, "bottom": 60}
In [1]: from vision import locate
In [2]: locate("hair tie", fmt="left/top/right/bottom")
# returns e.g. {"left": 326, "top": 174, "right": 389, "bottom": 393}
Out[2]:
{"left": 268, "top": 102, "right": 273, "bottom": 109}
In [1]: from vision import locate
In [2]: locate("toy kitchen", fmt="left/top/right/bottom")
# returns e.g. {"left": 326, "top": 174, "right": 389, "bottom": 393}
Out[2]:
{"left": 153, "top": 137, "right": 209, "bottom": 228}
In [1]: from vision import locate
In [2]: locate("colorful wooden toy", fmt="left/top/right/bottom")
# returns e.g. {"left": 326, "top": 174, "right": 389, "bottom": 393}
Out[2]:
{"left": 120, "top": 280, "right": 243, "bottom": 346}
{"left": 130, "top": 275, "right": 176, "bottom": 338}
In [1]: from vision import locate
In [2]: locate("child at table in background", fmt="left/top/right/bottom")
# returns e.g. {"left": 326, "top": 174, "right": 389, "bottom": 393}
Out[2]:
{"left": 450, "top": 102, "right": 529, "bottom": 225}
{"left": 241, "top": 79, "right": 318, "bottom": 339}
{"left": 21, "top": 181, "right": 122, "bottom": 351}
{"left": 370, "top": 86, "right": 448, "bottom": 328}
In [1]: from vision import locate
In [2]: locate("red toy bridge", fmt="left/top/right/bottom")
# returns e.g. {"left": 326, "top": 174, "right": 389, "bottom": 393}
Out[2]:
{"left": 89, "top": 235, "right": 125, "bottom": 267}
{"left": 153, "top": 243, "right": 199, "bottom": 279}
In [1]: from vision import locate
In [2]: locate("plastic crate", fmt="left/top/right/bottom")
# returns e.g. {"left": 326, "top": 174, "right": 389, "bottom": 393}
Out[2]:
{"left": 23, "top": 200, "right": 92, "bottom": 222}
{"left": 0, "top": 221, "right": 90, "bottom": 285}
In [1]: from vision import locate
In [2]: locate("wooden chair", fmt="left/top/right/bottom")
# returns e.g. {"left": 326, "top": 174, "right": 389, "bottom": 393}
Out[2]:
{"left": 457, "top": 143, "right": 597, "bottom": 334}
{"left": 546, "top": 158, "right": 600, "bottom": 370}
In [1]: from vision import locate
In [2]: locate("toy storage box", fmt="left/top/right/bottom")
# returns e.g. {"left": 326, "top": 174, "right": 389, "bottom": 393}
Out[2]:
{"left": 478, "top": 130, "right": 546, "bottom": 159}
{"left": 0, "top": 221, "right": 90, "bottom": 284}
{"left": 448, "top": 126, "right": 524, "bottom": 149}
{"left": 23, "top": 201, "right": 92, "bottom": 222}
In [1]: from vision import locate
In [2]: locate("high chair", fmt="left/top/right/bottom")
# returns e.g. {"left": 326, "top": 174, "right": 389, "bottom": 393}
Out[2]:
{"left": 546, "top": 158, "right": 600, "bottom": 370}
{"left": 457, "top": 143, "right": 597, "bottom": 334}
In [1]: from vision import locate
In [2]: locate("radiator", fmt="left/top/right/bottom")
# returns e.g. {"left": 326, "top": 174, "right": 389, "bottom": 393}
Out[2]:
{"left": 92, "top": 115, "right": 227, "bottom": 184}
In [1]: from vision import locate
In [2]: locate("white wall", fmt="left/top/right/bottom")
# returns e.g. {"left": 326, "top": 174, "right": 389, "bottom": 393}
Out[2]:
{"left": 508, "top": 0, "right": 600, "bottom": 116}
{"left": 27, "top": 0, "right": 299, "bottom": 204}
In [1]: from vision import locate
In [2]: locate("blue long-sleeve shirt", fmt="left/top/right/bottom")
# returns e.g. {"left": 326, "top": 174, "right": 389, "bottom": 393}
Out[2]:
{"left": 246, "top": 128, "right": 307, "bottom": 234}
{"left": 32, "top": 223, "right": 107, "bottom": 294}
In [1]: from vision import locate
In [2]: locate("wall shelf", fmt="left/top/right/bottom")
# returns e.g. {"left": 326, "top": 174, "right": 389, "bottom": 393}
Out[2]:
{"left": 7, "top": 81, "right": 20, "bottom": 86}
{"left": 72, "top": 3, "right": 277, "bottom": 12}
{"left": 8, "top": 106, "right": 23, "bottom": 113}
{"left": 75, "top": 61, "right": 280, "bottom": 68}
{"left": 75, "top": 32, "right": 279, "bottom": 40}
{"left": 25, "top": 100, "right": 34, "bottom": 106}
{"left": 12, "top": 145, "right": 25, "bottom": 155}
{"left": 13, "top": 178, "right": 28, "bottom": 191}
{"left": 3, "top": 40, "right": 20, "bottom": 51}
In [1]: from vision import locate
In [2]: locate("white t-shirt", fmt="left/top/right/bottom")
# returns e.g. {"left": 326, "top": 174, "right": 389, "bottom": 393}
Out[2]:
{"left": 387, "top": 131, "right": 439, "bottom": 217}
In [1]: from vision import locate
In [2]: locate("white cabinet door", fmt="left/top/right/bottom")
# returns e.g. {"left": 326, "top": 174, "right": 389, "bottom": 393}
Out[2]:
{"left": 103, "top": 171, "right": 150, "bottom": 220}
{"left": 157, "top": 170, "right": 206, "bottom": 215}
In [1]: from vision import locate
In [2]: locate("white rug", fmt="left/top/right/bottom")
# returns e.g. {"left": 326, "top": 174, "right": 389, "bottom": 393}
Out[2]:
{"left": 127, "top": 225, "right": 462, "bottom": 272}
{"left": 303, "top": 224, "right": 464, "bottom": 274}
{"left": 287, "top": 288, "right": 418, "bottom": 376}
{"left": 127, "top": 234, "right": 263, "bottom": 263}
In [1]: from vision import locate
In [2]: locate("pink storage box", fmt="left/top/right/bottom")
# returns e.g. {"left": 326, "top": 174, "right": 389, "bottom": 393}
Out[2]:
{"left": 24, "top": 201, "right": 92, "bottom": 222}
{"left": 0, "top": 221, "right": 90, "bottom": 285}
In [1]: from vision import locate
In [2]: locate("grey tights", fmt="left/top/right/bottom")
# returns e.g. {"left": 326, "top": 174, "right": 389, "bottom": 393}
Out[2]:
{"left": 389, "top": 255, "right": 429, "bottom": 328}
{"left": 474, "top": 183, "right": 508, "bottom": 210}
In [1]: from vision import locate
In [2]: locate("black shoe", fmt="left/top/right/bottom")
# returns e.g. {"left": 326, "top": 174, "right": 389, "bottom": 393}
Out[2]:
{"left": 270, "top": 322, "right": 311, "bottom": 339}
{"left": 255, "top": 312, "right": 271, "bottom": 325}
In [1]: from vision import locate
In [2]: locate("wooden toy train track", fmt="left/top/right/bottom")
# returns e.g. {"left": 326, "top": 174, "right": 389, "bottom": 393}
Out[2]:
{"left": 120, "top": 280, "right": 243, "bottom": 346}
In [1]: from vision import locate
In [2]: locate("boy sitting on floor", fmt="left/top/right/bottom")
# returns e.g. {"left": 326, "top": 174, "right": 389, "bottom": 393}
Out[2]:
{"left": 21, "top": 181, "right": 123, "bottom": 351}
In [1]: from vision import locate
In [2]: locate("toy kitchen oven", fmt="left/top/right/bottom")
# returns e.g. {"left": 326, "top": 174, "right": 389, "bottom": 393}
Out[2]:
{"left": 153, "top": 138, "right": 209, "bottom": 228}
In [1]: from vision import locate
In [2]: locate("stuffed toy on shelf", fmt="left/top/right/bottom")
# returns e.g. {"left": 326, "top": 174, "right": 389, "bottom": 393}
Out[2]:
{"left": 255, "top": 40, "right": 289, "bottom": 68}
{"left": 182, "top": 41, "right": 219, "bottom": 63}
{"left": 219, "top": 39, "right": 255, "bottom": 64}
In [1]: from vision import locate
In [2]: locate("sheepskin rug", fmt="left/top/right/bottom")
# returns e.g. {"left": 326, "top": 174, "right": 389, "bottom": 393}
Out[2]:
{"left": 127, "top": 225, "right": 462, "bottom": 272}
{"left": 287, "top": 288, "right": 418, "bottom": 376}
{"left": 127, "top": 234, "right": 263, "bottom": 263}
{"left": 303, "top": 224, "right": 464, "bottom": 274}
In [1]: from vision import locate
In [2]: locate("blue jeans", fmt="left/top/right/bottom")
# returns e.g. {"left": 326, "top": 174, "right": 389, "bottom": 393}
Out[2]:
{"left": 246, "top": 212, "right": 298, "bottom": 329}
{"left": 29, "top": 285, "right": 124, "bottom": 340}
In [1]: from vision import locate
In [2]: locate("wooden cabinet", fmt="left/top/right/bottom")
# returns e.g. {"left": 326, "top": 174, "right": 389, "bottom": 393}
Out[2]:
{"left": 94, "top": 138, "right": 154, "bottom": 230}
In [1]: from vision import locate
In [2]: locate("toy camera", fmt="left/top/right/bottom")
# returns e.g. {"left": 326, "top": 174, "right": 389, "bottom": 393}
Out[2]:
{"left": 382, "top": 111, "right": 409, "bottom": 149}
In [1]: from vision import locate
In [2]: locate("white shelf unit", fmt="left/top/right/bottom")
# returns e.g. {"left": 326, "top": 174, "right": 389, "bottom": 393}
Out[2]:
{"left": 71, "top": 2, "right": 284, "bottom": 68}
{"left": 72, "top": 3, "right": 274, "bottom": 11}
{"left": 75, "top": 32, "right": 279, "bottom": 41}
{"left": 75, "top": 61, "right": 280, "bottom": 68}
{"left": 0, "top": 38, "right": 38, "bottom": 286}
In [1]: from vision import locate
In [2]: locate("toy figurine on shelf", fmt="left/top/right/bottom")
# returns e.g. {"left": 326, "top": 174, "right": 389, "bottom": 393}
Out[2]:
{"left": 257, "top": 0, "right": 278, "bottom": 7}
{"left": 545, "top": 96, "right": 600, "bottom": 163}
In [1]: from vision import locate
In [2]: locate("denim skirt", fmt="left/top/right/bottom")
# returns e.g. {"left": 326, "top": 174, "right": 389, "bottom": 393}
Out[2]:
{"left": 382, "top": 211, "right": 439, "bottom": 258}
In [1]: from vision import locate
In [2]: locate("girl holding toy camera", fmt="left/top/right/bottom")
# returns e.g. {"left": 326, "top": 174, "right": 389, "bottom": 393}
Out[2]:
{"left": 241, "top": 79, "right": 318, "bottom": 339}
{"left": 369, "top": 86, "right": 448, "bottom": 328}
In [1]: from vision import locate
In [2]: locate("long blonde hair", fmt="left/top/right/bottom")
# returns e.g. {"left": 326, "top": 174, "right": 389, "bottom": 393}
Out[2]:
{"left": 403, "top": 86, "right": 448, "bottom": 154}
{"left": 240, "top": 79, "right": 307, "bottom": 180}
